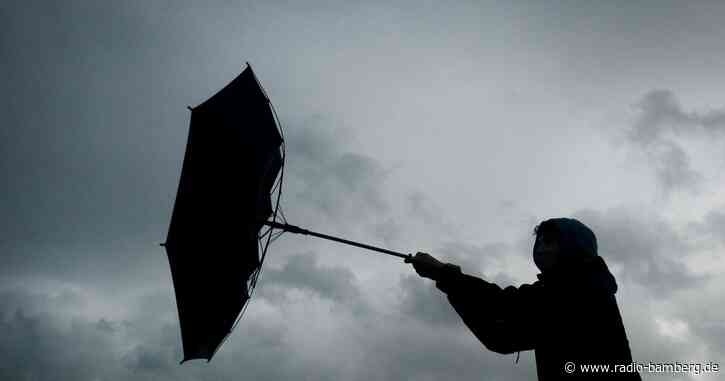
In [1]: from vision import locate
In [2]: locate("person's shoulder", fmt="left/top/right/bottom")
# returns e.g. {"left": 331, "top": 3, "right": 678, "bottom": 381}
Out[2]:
{"left": 509, "top": 279, "right": 546, "bottom": 294}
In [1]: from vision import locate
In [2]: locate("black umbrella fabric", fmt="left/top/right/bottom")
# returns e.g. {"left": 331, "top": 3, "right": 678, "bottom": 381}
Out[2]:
{"left": 163, "top": 64, "right": 283, "bottom": 362}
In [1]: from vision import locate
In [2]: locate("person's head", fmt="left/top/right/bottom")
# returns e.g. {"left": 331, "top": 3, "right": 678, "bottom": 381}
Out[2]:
{"left": 532, "top": 218, "right": 598, "bottom": 273}
{"left": 532, "top": 220, "right": 562, "bottom": 272}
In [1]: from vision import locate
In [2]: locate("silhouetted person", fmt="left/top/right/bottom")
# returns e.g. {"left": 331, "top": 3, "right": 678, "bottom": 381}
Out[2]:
{"left": 407, "top": 218, "right": 641, "bottom": 380}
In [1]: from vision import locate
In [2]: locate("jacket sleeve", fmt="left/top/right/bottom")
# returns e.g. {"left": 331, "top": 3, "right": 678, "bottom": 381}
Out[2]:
{"left": 435, "top": 265, "right": 542, "bottom": 354}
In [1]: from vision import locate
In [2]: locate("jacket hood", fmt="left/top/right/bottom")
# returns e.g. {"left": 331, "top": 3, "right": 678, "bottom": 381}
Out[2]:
{"left": 549, "top": 218, "right": 598, "bottom": 260}
{"left": 535, "top": 218, "right": 617, "bottom": 294}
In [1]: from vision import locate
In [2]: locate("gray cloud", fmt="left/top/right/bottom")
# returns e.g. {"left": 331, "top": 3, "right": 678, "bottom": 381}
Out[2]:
{"left": 651, "top": 140, "right": 703, "bottom": 192}
{"left": 573, "top": 207, "right": 706, "bottom": 297}
{"left": 354, "top": 314, "right": 537, "bottom": 381}
{"left": 0, "top": 285, "right": 346, "bottom": 381}
{"left": 674, "top": 284, "right": 725, "bottom": 362}
{"left": 630, "top": 90, "right": 725, "bottom": 145}
{"left": 625, "top": 89, "right": 725, "bottom": 193}
{"left": 369, "top": 217, "right": 404, "bottom": 247}
{"left": 0, "top": 288, "right": 175, "bottom": 381}
{"left": 3, "top": 1, "right": 725, "bottom": 379}
{"left": 0, "top": 279, "right": 536, "bottom": 381}
{"left": 406, "top": 191, "right": 455, "bottom": 235}
{"left": 696, "top": 209, "right": 725, "bottom": 246}
{"left": 398, "top": 275, "right": 460, "bottom": 326}
{"left": 1, "top": 1, "right": 195, "bottom": 290}
{"left": 258, "top": 252, "right": 367, "bottom": 312}
{"left": 283, "top": 119, "right": 390, "bottom": 225}
{"left": 616, "top": 299, "right": 718, "bottom": 380}
{"left": 2, "top": 0, "right": 180, "bottom": 247}
{"left": 693, "top": 320, "right": 725, "bottom": 359}
{"left": 121, "top": 345, "right": 172, "bottom": 373}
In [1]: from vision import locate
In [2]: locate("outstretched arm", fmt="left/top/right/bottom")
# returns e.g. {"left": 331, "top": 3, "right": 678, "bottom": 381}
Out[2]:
{"left": 408, "top": 253, "right": 541, "bottom": 354}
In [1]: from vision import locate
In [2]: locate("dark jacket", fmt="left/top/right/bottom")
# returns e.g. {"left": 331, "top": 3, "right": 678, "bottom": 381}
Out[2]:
{"left": 436, "top": 220, "right": 641, "bottom": 380}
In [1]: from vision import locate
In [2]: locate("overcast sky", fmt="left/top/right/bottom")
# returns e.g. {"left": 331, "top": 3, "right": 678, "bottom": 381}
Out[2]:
{"left": 2, "top": 1, "right": 725, "bottom": 380}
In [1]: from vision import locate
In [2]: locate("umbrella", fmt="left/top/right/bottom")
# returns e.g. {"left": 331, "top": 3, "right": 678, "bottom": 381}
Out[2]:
{"left": 162, "top": 63, "right": 409, "bottom": 363}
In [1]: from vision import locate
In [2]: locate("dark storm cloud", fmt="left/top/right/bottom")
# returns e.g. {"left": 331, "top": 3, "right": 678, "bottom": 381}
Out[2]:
{"left": 1, "top": 0, "right": 394, "bottom": 288}
{"left": 1, "top": 0, "right": 200, "bottom": 288}
{"left": 697, "top": 209, "right": 725, "bottom": 245}
{"left": 0, "top": 285, "right": 345, "bottom": 381}
{"left": 1, "top": 7, "right": 395, "bottom": 378}
{"left": 2, "top": 0, "right": 182, "bottom": 246}
{"left": 355, "top": 317, "right": 537, "bottom": 381}
{"left": 0, "top": 309, "right": 115, "bottom": 380}
{"left": 692, "top": 320, "right": 725, "bottom": 359}
{"left": 625, "top": 89, "right": 725, "bottom": 192}
{"left": 122, "top": 345, "right": 171, "bottom": 373}
{"left": 573, "top": 207, "right": 705, "bottom": 296}
{"left": 2, "top": 0, "right": 723, "bottom": 379}
{"left": 0, "top": 278, "right": 536, "bottom": 381}
{"left": 398, "top": 275, "right": 460, "bottom": 326}
{"left": 283, "top": 119, "right": 390, "bottom": 225}
{"left": 280, "top": 118, "right": 426, "bottom": 251}
{"left": 258, "top": 252, "right": 367, "bottom": 311}
{"left": 619, "top": 301, "right": 717, "bottom": 380}
{"left": 1, "top": 0, "right": 393, "bottom": 289}
{"left": 0, "top": 241, "right": 171, "bottom": 293}
{"left": 651, "top": 141, "right": 703, "bottom": 193}
{"left": 0, "top": 287, "right": 175, "bottom": 381}
{"left": 630, "top": 90, "right": 725, "bottom": 145}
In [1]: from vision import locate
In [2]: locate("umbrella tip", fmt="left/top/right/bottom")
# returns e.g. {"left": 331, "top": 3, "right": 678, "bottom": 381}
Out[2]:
{"left": 159, "top": 242, "right": 166, "bottom": 247}
{"left": 186, "top": 105, "right": 193, "bottom": 111}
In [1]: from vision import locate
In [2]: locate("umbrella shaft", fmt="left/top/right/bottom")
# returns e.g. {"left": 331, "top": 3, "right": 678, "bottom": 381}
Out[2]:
{"left": 262, "top": 221, "right": 410, "bottom": 260}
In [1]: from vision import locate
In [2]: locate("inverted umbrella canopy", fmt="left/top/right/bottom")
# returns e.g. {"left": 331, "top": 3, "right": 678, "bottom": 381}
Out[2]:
{"left": 163, "top": 64, "right": 283, "bottom": 362}
{"left": 163, "top": 63, "right": 413, "bottom": 364}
